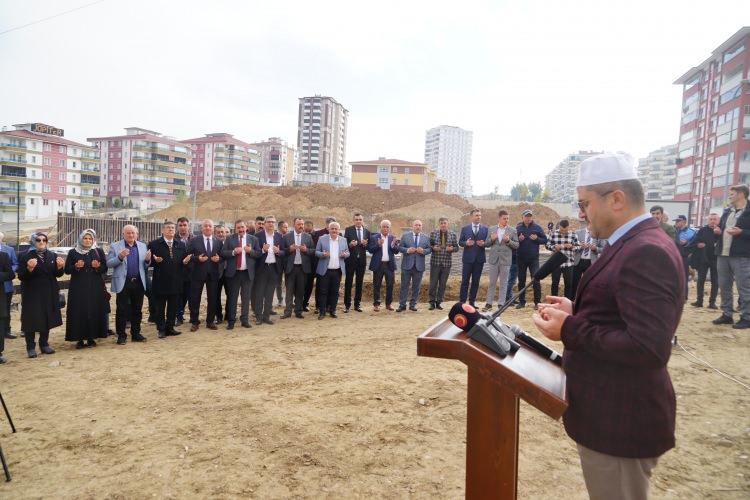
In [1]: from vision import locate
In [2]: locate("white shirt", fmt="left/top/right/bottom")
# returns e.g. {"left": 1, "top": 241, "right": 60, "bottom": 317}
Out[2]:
{"left": 237, "top": 234, "right": 247, "bottom": 271}
{"left": 328, "top": 236, "right": 341, "bottom": 269}
{"left": 264, "top": 231, "right": 276, "bottom": 263}
{"left": 496, "top": 225, "right": 506, "bottom": 240}
{"left": 381, "top": 233, "right": 390, "bottom": 261}
{"left": 582, "top": 229, "right": 592, "bottom": 259}
{"left": 293, "top": 231, "right": 302, "bottom": 265}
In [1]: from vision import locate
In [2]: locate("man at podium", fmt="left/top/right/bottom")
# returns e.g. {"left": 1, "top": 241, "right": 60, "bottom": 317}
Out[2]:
{"left": 532, "top": 153, "right": 684, "bottom": 500}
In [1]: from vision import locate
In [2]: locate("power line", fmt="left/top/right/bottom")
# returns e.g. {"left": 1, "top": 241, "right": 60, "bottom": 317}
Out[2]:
{"left": 0, "top": 0, "right": 109, "bottom": 37}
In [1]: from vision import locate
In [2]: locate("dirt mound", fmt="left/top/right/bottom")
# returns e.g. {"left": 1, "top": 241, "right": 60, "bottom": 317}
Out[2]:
{"left": 152, "top": 185, "right": 561, "bottom": 231}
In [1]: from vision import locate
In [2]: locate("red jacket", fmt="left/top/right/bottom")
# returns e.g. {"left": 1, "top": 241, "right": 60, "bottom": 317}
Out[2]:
{"left": 561, "top": 217, "right": 684, "bottom": 458}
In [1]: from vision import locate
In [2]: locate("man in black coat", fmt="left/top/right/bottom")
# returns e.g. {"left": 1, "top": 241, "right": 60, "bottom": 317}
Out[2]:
{"left": 0, "top": 251, "right": 15, "bottom": 363}
{"left": 221, "top": 219, "right": 261, "bottom": 329}
{"left": 185, "top": 219, "right": 223, "bottom": 331}
{"left": 343, "top": 213, "right": 370, "bottom": 313}
{"left": 281, "top": 217, "right": 315, "bottom": 319}
{"left": 253, "top": 215, "right": 286, "bottom": 325}
{"left": 174, "top": 216, "right": 193, "bottom": 325}
{"left": 688, "top": 213, "right": 720, "bottom": 309}
{"left": 148, "top": 221, "right": 187, "bottom": 338}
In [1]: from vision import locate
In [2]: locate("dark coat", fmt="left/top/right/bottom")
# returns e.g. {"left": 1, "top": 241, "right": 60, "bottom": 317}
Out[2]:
{"left": 515, "top": 221, "right": 548, "bottom": 260}
{"left": 282, "top": 231, "right": 315, "bottom": 274}
{"left": 560, "top": 218, "right": 683, "bottom": 458}
{"left": 148, "top": 237, "right": 187, "bottom": 295}
{"left": 687, "top": 225, "right": 719, "bottom": 268}
{"left": 64, "top": 248, "right": 108, "bottom": 341}
{"left": 185, "top": 235, "right": 223, "bottom": 281}
{"left": 716, "top": 206, "right": 750, "bottom": 257}
{"left": 368, "top": 233, "right": 399, "bottom": 272}
{"left": 458, "top": 224, "right": 489, "bottom": 264}
{"left": 18, "top": 249, "right": 64, "bottom": 333}
{"left": 344, "top": 225, "right": 371, "bottom": 268}
{"left": 0, "top": 252, "right": 15, "bottom": 318}
{"left": 221, "top": 233, "right": 261, "bottom": 280}
{"left": 254, "top": 231, "right": 286, "bottom": 272}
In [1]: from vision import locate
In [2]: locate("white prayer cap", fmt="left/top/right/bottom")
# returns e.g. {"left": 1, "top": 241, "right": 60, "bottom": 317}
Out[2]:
{"left": 576, "top": 152, "right": 638, "bottom": 187}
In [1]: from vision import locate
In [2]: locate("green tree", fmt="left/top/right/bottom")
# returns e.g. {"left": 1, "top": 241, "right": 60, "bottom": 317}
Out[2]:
{"left": 113, "top": 198, "right": 121, "bottom": 208}
{"left": 528, "top": 182, "right": 543, "bottom": 201}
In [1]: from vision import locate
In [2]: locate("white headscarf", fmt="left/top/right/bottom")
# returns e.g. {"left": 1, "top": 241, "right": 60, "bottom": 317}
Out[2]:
{"left": 74, "top": 229, "right": 98, "bottom": 255}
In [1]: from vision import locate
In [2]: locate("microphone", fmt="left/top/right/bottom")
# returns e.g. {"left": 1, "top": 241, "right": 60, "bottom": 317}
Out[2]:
{"left": 507, "top": 324, "right": 562, "bottom": 366}
{"left": 493, "top": 252, "right": 569, "bottom": 318}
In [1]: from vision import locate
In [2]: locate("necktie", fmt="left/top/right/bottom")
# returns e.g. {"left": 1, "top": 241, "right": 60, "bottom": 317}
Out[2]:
{"left": 167, "top": 240, "right": 173, "bottom": 258}
{"left": 414, "top": 233, "right": 419, "bottom": 247}
{"left": 206, "top": 238, "right": 211, "bottom": 255}
{"left": 357, "top": 227, "right": 362, "bottom": 243}
{"left": 473, "top": 225, "right": 478, "bottom": 237}
{"left": 236, "top": 235, "right": 243, "bottom": 269}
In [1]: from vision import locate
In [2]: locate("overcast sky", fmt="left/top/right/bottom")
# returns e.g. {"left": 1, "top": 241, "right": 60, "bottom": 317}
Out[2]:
{"left": 1, "top": 0, "right": 748, "bottom": 195}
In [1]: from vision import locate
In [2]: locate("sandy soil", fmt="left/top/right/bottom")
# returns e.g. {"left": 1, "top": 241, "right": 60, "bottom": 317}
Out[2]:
{"left": 0, "top": 280, "right": 747, "bottom": 499}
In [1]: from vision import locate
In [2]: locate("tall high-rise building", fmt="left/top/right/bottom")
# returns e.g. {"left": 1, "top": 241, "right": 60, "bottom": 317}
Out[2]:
{"left": 88, "top": 127, "right": 191, "bottom": 211}
{"left": 0, "top": 123, "right": 101, "bottom": 221}
{"left": 673, "top": 27, "right": 750, "bottom": 224}
{"left": 544, "top": 151, "right": 601, "bottom": 203}
{"left": 424, "top": 125, "right": 473, "bottom": 198}
{"left": 296, "top": 96, "right": 349, "bottom": 186}
{"left": 182, "top": 133, "right": 261, "bottom": 192}
{"left": 638, "top": 145, "right": 678, "bottom": 201}
{"left": 250, "top": 137, "right": 297, "bottom": 186}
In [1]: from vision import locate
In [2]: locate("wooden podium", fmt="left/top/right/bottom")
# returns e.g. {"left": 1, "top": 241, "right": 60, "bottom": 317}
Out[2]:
{"left": 417, "top": 318, "right": 567, "bottom": 499}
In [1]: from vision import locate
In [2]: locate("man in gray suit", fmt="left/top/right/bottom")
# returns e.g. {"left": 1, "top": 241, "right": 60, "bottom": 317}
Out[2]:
{"left": 281, "top": 217, "right": 315, "bottom": 319}
{"left": 571, "top": 220, "right": 604, "bottom": 297}
{"left": 107, "top": 224, "right": 150, "bottom": 344}
{"left": 315, "top": 222, "right": 350, "bottom": 319}
{"left": 221, "top": 219, "right": 262, "bottom": 330}
{"left": 397, "top": 220, "right": 432, "bottom": 312}
{"left": 483, "top": 210, "right": 520, "bottom": 311}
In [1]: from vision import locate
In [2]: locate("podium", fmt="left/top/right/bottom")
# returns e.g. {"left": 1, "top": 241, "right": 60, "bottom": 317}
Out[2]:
{"left": 417, "top": 318, "right": 567, "bottom": 499}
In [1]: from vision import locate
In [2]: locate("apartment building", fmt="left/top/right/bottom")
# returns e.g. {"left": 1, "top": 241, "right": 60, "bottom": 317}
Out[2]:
{"left": 350, "top": 158, "right": 447, "bottom": 193}
{"left": 424, "top": 125, "right": 473, "bottom": 197}
{"left": 296, "top": 96, "right": 349, "bottom": 186}
{"left": 638, "top": 145, "right": 678, "bottom": 200}
{"left": 182, "top": 133, "right": 261, "bottom": 192}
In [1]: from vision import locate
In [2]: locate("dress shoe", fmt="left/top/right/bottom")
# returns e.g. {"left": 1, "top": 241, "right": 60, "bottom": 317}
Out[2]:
{"left": 515, "top": 303, "right": 525, "bottom": 309}
{"left": 354, "top": 306, "right": 363, "bottom": 312}
{"left": 281, "top": 312, "right": 292, "bottom": 319}
{"left": 409, "top": 305, "right": 418, "bottom": 312}
{"left": 690, "top": 301, "right": 703, "bottom": 308}
{"left": 303, "top": 306, "right": 310, "bottom": 312}
{"left": 262, "top": 318, "right": 274, "bottom": 325}
{"left": 269, "top": 310, "right": 278, "bottom": 316}
{"left": 318, "top": 313, "right": 325, "bottom": 320}
{"left": 40, "top": 345, "right": 55, "bottom": 354}
{"left": 256, "top": 319, "right": 263, "bottom": 325}
{"left": 708, "top": 303, "right": 718, "bottom": 309}
{"left": 396, "top": 306, "right": 406, "bottom": 312}
{"left": 482, "top": 304, "right": 493, "bottom": 312}
{"left": 107, "top": 329, "right": 116, "bottom": 337}
{"left": 207, "top": 323, "right": 218, "bottom": 330}
{"left": 175, "top": 319, "right": 184, "bottom": 326}
{"left": 428, "top": 302, "right": 435, "bottom": 311}
{"left": 116, "top": 335, "right": 127, "bottom": 345}
{"left": 344, "top": 307, "right": 350, "bottom": 313}
{"left": 373, "top": 305, "right": 380, "bottom": 312}
{"left": 190, "top": 324, "right": 200, "bottom": 332}
{"left": 4, "top": 333, "right": 17, "bottom": 339}
{"left": 241, "top": 321, "right": 252, "bottom": 328}
{"left": 132, "top": 334, "right": 147, "bottom": 342}
{"left": 226, "top": 322, "right": 235, "bottom": 330}
{"left": 435, "top": 303, "right": 443, "bottom": 310}
{"left": 76, "top": 340, "right": 86, "bottom": 349}
{"left": 295, "top": 312, "right": 304, "bottom": 319}
{"left": 712, "top": 315, "right": 733, "bottom": 325}
{"left": 86, "top": 340, "right": 96, "bottom": 348}
{"left": 0, "top": 355, "right": 6, "bottom": 364}
{"left": 386, "top": 305, "right": 395, "bottom": 311}
{"left": 158, "top": 330, "right": 166, "bottom": 339}
{"left": 329, "top": 311, "right": 337, "bottom": 319}
{"left": 166, "top": 329, "right": 181, "bottom": 336}
{"left": 27, "top": 349, "right": 37, "bottom": 358}
{"left": 732, "top": 319, "right": 750, "bottom": 329}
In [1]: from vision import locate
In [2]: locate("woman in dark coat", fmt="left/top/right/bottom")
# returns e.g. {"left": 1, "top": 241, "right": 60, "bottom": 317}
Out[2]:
{"left": 18, "top": 232, "right": 65, "bottom": 358}
{"left": 64, "top": 229, "right": 108, "bottom": 348}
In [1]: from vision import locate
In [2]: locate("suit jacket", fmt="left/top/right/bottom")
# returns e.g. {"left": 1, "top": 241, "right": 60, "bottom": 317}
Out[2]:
{"left": 254, "top": 231, "right": 286, "bottom": 272}
{"left": 107, "top": 239, "right": 149, "bottom": 293}
{"left": 572, "top": 228, "right": 604, "bottom": 265}
{"left": 186, "top": 235, "right": 223, "bottom": 281}
{"left": 315, "top": 234, "right": 350, "bottom": 276}
{"left": 458, "top": 224, "right": 489, "bottom": 264}
{"left": 147, "top": 237, "right": 187, "bottom": 295}
{"left": 485, "top": 225, "right": 519, "bottom": 266}
{"left": 398, "top": 231, "right": 432, "bottom": 272}
{"left": 175, "top": 233, "right": 193, "bottom": 282}
{"left": 282, "top": 231, "right": 315, "bottom": 274}
{"left": 221, "top": 233, "right": 261, "bottom": 280}
{"left": 344, "top": 225, "right": 371, "bottom": 268}
{"left": 560, "top": 217, "right": 683, "bottom": 458}
{"left": 686, "top": 225, "right": 719, "bottom": 267}
{"left": 0, "top": 244, "right": 18, "bottom": 294}
{"left": 368, "top": 233, "right": 400, "bottom": 272}
{"left": 216, "top": 239, "right": 228, "bottom": 278}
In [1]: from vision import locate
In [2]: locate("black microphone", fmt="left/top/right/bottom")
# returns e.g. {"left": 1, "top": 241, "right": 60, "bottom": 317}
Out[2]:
{"left": 493, "top": 251, "right": 569, "bottom": 318}
{"left": 448, "top": 302, "right": 519, "bottom": 357}
{"left": 507, "top": 324, "right": 562, "bottom": 366}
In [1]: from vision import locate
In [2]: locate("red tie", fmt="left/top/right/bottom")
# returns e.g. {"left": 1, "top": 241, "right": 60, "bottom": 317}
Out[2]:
{"left": 236, "top": 234, "right": 243, "bottom": 269}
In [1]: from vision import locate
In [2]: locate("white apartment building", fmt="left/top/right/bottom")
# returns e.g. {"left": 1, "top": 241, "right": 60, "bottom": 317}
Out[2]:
{"left": 638, "top": 145, "right": 678, "bottom": 200}
{"left": 424, "top": 125, "right": 473, "bottom": 198}
{"left": 250, "top": 137, "right": 297, "bottom": 187}
{"left": 544, "top": 151, "right": 602, "bottom": 203}
{"left": 296, "top": 96, "right": 349, "bottom": 186}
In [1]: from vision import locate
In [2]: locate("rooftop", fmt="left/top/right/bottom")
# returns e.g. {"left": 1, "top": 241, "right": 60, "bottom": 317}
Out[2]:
{"left": 674, "top": 26, "right": 750, "bottom": 85}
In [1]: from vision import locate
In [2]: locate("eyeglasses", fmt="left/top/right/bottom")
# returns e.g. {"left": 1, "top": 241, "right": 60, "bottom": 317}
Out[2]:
{"left": 35, "top": 238, "right": 47, "bottom": 243}
{"left": 577, "top": 190, "right": 614, "bottom": 212}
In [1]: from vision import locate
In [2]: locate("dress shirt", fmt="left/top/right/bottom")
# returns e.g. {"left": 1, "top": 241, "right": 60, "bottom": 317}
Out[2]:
{"left": 237, "top": 234, "right": 247, "bottom": 270}
{"left": 294, "top": 231, "right": 302, "bottom": 265}
{"left": 328, "top": 236, "right": 341, "bottom": 269}
{"left": 124, "top": 241, "right": 139, "bottom": 278}
{"left": 607, "top": 213, "right": 652, "bottom": 246}
{"left": 381, "top": 234, "right": 390, "bottom": 261}
{"left": 264, "top": 232, "right": 276, "bottom": 263}
{"left": 582, "top": 229, "right": 592, "bottom": 260}
{"left": 472, "top": 224, "right": 479, "bottom": 236}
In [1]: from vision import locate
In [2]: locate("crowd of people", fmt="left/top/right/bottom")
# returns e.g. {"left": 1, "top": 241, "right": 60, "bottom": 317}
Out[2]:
{"left": 0, "top": 182, "right": 747, "bottom": 364}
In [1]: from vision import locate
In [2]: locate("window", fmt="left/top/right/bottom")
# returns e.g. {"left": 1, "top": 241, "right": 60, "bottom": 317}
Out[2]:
{"left": 43, "top": 171, "right": 51, "bottom": 179}
{"left": 58, "top": 200, "right": 63, "bottom": 206}
{"left": 58, "top": 187, "right": 65, "bottom": 194}
{"left": 43, "top": 157, "right": 51, "bottom": 166}
{"left": 72, "top": 161, "right": 77, "bottom": 168}
{"left": 719, "top": 85, "right": 741, "bottom": 105}
{"left": 59, "top": 172, "right": 65, "bottom": 181}
{"left": 723, "top": 41, "right": 745, "bottom": 63}
{"left": 30, "top": 198, "right": 34, "bottom": 205}
{"left": 43, "top": 199, "right": 48, "bottom": 206}
{"left": 58, "top": 159, "right": 65, "bottom": 167}
{"left": 44, "top": 144, "right": 51, "bottom": 151}
{"left": 43, "top": 185, "right": 50, "bottom": 192}
{"left": 31, "top": 156, "right": 36, "bottom": 163}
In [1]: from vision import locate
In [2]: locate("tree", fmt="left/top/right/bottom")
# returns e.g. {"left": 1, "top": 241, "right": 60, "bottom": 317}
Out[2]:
{"left": 528, "top": 182, "right": 543, "bottom": 201}
{"left": 127, "top": 199, "right": 134, "bottom": 208}
{"left": 113, "top": 198, "right": 121, "bottom": 208}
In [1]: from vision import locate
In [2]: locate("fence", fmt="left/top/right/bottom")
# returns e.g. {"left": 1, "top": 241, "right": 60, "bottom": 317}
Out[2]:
{"left": 55, "top": 214, "right": 167, "bottom": 246}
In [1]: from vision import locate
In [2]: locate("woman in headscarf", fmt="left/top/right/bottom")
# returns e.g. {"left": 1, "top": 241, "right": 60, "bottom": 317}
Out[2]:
{"left": 64, "top": 229, "right": 108, "bottom": 348}
{"left": 18, "top": 232, "right": 65, "bottom": 358}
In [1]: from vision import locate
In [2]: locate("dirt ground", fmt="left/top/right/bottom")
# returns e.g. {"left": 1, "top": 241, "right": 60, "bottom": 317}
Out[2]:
{"left": 0, "top": 279, "right": 747, "bottom": 499}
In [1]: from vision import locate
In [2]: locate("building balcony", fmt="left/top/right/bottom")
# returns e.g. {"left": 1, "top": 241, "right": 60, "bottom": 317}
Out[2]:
{"left": 0, "top": 157, "right": 27, "bottom": 166}
{"left": 0, "top": 143, "right": 27, "bottom": 153}
{"left": 0, "top": 182, "right": 26, "bottom": 194}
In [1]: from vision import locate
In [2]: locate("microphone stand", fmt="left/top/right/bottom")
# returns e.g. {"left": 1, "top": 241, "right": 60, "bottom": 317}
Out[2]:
{"left": 491, "top": 279, "right": 537, "bottom": 320}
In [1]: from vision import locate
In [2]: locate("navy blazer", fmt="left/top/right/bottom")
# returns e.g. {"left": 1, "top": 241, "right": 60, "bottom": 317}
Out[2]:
{"left": 368, "top": 233, "right": 400, "bottom": 272}
{"left": 255, "top": 231, "right": 286, "bottom": 272}
{"left": 458, "top": 224, "right": 489, "bottom": 264}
